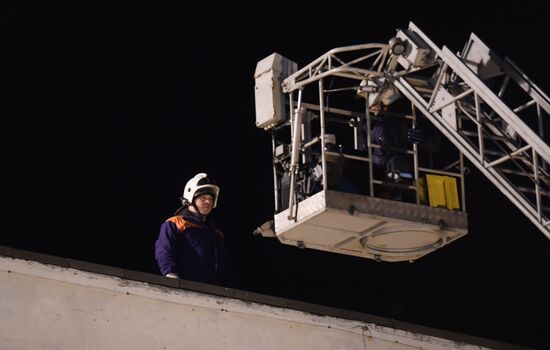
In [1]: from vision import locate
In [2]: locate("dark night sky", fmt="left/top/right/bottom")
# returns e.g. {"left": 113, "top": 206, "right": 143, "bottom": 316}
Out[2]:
{"left": 3, "top": 3, "right": 550, "bottom": 349}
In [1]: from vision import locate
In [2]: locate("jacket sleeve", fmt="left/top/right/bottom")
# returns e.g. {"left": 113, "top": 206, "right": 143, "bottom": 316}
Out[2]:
{"left": 155, "top": 221, "right": 178, "bottom": 276}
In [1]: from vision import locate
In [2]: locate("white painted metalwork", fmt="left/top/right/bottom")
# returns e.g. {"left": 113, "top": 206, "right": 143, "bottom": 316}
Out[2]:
{"left": 393, "top": 22, "right": 550, "bottom": 239}
{"left": 253, "top": 21, "right": 550, "bottom": 262}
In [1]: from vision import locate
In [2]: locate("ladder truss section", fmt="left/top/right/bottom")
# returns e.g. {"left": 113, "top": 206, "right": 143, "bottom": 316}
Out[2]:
{"left": 392, "top": 22, "right": 550, "bottom": 239}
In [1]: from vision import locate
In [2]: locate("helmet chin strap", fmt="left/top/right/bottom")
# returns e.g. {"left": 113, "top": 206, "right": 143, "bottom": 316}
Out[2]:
{"left": 174, "top": 197, "right": 189, "bottom": 216}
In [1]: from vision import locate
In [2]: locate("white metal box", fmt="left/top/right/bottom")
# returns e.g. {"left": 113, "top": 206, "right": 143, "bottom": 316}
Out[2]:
{"left": 254, "top": 53, "right": 297, "bottom": 129}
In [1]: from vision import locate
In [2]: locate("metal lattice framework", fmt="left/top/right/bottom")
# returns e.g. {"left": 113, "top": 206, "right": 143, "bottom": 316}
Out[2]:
{"left": 280, "top": 22, "right": 550, "bottom": 240}
{"left": 282, "top": 44, "right": 389, "bottom": 93}
{"left": 392, "top": 22, "right": 550, "bottom": 239}
{"left": 253, "top": 21, "right": 550, "bottom": 262}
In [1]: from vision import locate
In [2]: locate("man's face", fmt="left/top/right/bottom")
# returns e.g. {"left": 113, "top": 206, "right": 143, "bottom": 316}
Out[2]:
{"left": 193, "top": 194, "right": 214, "bottom": 215}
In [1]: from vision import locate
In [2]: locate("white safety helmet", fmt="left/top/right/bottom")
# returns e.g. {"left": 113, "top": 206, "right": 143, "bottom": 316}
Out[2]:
{"left": 182, "top": 173, "right": 220, "bottom": 208}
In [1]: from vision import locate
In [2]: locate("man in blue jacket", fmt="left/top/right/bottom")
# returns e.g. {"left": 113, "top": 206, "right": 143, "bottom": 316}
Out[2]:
{"left": 155, "top": 173, "right": 232, "bottom": 286}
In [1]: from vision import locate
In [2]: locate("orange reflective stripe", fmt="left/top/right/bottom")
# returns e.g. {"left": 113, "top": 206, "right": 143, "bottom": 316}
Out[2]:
{"left": 165, "top": 216, "right": 223, "bottom": 238}
{"left": 166, "top": 216, "right": 201, "bottom": 232}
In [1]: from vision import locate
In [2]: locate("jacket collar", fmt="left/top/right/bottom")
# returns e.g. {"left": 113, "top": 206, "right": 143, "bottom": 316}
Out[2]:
{"left": 181, "top": 208, "right": 207, "bottom": 225}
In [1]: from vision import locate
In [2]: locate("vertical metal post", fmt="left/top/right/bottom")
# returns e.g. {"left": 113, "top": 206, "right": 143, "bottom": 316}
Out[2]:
{"left": 366, "top": 103, "right": 374, "bottom": 197}
{"left": 411, "top": 103, "right": 420, "bottom": 204}
{"left": 289, "top": 91, "right": 295, "bottom": 139}
{"left": 319, "top": 79, "right": 328, "bottom": 191}
{"left": 287, "top": 90, "right": 303, "bottom": 220}
{"left": 301, "top": 112, "right": 311, "bottom": 165}
{"left": 533, "top": 150, "right": 542, "bottom": 221}
{"left": 460, "top": 152, "right": 466, "bottom": 212}
{"left": 353, "top": 116, "right": 359, "bottom": 150}
{"left": 536, "top": 103, "right": 547, "bottom": 172}
{"left": 271, "top": 131, "right": 279, "bottom": 213}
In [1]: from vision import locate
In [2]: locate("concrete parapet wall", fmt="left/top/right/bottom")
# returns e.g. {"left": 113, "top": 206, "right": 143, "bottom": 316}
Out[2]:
{"left": 0, "top": 256, "right": 498, "bottom": 349}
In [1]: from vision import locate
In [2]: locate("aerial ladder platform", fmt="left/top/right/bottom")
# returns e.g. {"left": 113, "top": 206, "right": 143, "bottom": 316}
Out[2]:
{"left": 253, "top": 22, "right": 550, "bottom": 262}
